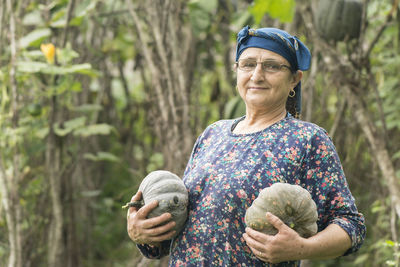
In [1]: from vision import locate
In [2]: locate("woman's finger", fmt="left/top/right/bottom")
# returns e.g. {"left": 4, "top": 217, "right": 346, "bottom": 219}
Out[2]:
{"left": 265, "top": 212, "right": 287, "bottom": 231}
{"left": 243, "top": 231, "right": 268, "bottom": 252}
{"left": 140, "top": 212, "right": 173, "bottom": 229}
{"left": 245, "top": 227, "right": 270, "bottom": 243}
{"left": 135, "top": 200, "right": 160, "bottom": 219}
{"left": 145, "top": 229, "right": 177, "bottom": 243}
{"left": 142, "top": 220, "right": 176, "bottom": 236}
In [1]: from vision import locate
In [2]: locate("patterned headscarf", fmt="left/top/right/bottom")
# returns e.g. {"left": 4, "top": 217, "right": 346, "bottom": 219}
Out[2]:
{"left": 235, "top": 26, "right": 311, "bottom": 115}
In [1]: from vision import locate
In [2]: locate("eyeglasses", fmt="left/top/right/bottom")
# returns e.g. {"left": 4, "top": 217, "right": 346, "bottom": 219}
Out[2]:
{"left": 236, "top": 59, "right": 292, "bottom": 73}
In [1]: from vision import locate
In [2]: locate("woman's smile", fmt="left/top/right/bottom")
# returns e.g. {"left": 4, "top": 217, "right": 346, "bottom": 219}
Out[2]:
{"left": 248, "top": 86, "right": 268, "bottom": 90}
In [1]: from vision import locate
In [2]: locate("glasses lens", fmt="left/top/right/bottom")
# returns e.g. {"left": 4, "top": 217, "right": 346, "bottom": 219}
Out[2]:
{"left": 262, "top": 62, "right": 282, "bottom": 73}
{"left": 239, "top": 60, "right": 257, "bottom": 71}
{"left": 238, "top": 59, "right": 290, "bottom": 73}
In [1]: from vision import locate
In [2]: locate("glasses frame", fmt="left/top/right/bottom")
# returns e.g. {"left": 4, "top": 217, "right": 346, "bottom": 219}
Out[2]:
{"left": 235, "top": 59, "right": 293, "bottom": 73}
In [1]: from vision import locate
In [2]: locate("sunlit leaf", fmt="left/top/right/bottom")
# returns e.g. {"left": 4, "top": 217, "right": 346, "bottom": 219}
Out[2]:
{"left": 54, "top": 117, "right": 86, "bottom": 136}
{"left": 22, "top": 10, "right": 44, "bottom": 26}
{"left": 384, "top": 240, "right": 395, "bottom": 247}
{"left": 17, "top": 61, "right": 48, "bottom": 73}
{"left": 84, "top": 152, "right": 120, "bottom": 162}
{"left": 56, "top": 47, "right": 79, "bottom": 65}
{"left": 353, "top": 254, "right": 369, "bottom": 265}
{"left": 250, "top": 0, "right": 295, "bottom": 24}
{"left": 73, "top": 123, "right": 115, "bottom": 137}
{"left": 19, "top": 28, "right": 51, "bottom": 49}
{"left": 71, "top": 104, "right": 103, "bottom": 113}
{"left": 188, "top": 0, "right": 218, "bottom": 34}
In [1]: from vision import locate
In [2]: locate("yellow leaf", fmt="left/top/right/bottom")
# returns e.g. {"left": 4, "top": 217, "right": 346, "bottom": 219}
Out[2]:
{"left": 40, "top": 43, "right": 56, "bottom": 64}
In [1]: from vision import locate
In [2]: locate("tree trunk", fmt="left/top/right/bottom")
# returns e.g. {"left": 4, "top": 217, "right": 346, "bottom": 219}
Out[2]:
{"left": 126, "top": 0, "right": 196, "bottom": 175}
{"left": 46, "top": 95, "right": 64, "bottom": 267}
{"left": 345, "top": 88, "right": 400, "bottom": 219}
{"left": 0, "top": 164, "right": 19, "bottom": 267}
{"left": 1, "top": 0, "right": 23, "bottom": 266}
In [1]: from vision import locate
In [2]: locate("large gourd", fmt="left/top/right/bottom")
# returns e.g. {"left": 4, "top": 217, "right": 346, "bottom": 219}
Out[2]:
{"left": 125, "top": 170, "right": 188, "bottom": 237}
{"left": 245, "top": 183, "right": 318, "bottom": 238}
{"left": 315, "top": 0, "right": 363, "bottom": 41}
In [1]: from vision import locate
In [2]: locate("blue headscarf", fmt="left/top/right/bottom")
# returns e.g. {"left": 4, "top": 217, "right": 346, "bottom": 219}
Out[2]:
{"left": 235, "top": 26, "right": 311, "bottom": 114}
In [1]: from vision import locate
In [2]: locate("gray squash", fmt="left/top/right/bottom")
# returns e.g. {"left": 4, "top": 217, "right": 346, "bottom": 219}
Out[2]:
{"left": 125, "top": 170, "right": 188, "bottom": 237}
{"left": 245, "top": 183, "right": 318, "bottom": 238}
{"left": 315, "top": 0, "right": 363, "bottom": 41}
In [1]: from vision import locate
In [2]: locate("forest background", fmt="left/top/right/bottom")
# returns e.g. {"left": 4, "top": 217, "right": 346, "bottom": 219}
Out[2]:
{"left": 1, "top": 0, "right": 400, "bottom": 266}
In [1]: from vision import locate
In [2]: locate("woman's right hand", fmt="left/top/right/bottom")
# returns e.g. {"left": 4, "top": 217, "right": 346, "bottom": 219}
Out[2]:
{"left": 126, "top": 191, "right": 176, "bottom": 246}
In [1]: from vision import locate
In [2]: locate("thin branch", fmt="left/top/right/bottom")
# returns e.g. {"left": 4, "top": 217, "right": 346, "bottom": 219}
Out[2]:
{"left": 0, "top": 0, "right": 5, "bottom": 63}
{"left": 7, "top": 0, "right": 18, "bottom": 128}
{"left": 126, "top": 0, "right": 168, "bottom": 124}
{"left": 61, "top": 0, "right": 76, "bottom": 47}
{"left": 329, "top": 97, "right": 347, "bottom": 139}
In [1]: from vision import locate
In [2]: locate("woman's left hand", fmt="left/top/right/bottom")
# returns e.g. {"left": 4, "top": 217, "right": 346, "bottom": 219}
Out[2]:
{"left": 242, "top": 212, "right": 307, "bottom": 264}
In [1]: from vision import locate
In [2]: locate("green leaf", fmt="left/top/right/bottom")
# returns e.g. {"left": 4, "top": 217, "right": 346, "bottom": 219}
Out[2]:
{"left": 393, "top": 150, "right": 400, "bottom": 160}
{"left": 54, "top": 117, "right": 86, "bottom": 136}
{"left": 84, "top": 152, "right": 120, "bottom": 162}
{"left": 17, "top": 61, "right": 96, "bottom": 76}
{"left": 224, "top": 96, "right": 245, "bottom": 119}
{"left": 19, "top": 28, "right": 51, "bottom": 49}
{"left": 353, "top": 254, "right": 369, "bottom": 265}
{"left": 75, "top": 0, "right": 97, "bottom": 18}
{"left": 188, "top": 0, "right": 218, "bottom": 13}
{"left": 22, "top": 10, "right": 44, "bottom": 26}
{"left": 386, "top": 260, "right": 396, "bottom": 266}
{"left": 188, "top": 0, "right": 218, "bottom": 34}
{"left": 73, "top": 123, "right": 115, "bottom": 137}
{"left": 56, "top": 47, "right": 79, "bottom": 65}
{"left": 250, "top": 0, "right": 295, "bottom": 24}
{"left": 36, "top": 127, "right": 49, "bottom": 139}
{"left": 17, "top": 61, "right": 48, "bottom": 73}
{"left": 71, "top": 104, "right": 103, "bottom": 113}
{"left": 384, "top": 240, "right": 395, "bottom": 247}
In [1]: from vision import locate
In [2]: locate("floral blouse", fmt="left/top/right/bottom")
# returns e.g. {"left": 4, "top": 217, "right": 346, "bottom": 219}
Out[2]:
{"left": 137, "top": 115, "right": 366, "bottom": 266}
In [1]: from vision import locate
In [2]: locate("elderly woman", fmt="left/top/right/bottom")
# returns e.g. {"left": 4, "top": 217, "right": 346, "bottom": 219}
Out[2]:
{"left": 127, "top": 26, "right": 366, "bottom": 266}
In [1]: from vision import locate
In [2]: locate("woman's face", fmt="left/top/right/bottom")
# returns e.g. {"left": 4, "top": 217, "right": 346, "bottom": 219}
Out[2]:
{"left": 236, "top": 47, "right": 302, "bottom": 113}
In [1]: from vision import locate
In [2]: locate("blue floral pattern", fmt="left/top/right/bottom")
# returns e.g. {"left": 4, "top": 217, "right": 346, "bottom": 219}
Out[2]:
{"left": 137, "top": 115, "right": 366, "bottom": 266}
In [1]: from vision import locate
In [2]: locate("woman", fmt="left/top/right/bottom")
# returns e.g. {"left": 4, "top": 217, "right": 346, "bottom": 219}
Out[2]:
{"left": 127, "top": 26, "right": 366, "bottom": 266}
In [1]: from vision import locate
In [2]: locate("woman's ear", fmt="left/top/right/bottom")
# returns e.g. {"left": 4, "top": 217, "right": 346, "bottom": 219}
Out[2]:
{"left": 291, "top": 70, "right": 303, "bottom": 87}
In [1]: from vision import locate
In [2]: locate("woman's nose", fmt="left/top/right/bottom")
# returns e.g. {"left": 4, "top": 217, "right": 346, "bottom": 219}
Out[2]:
{"left": 250, "top": 63, "right": 265, "bottom": 82}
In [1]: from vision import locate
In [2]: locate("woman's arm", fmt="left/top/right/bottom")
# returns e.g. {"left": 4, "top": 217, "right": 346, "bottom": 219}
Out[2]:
{"left": 243, "top": 212, "right": 351, "bottom": 264}
{"left": 127, "top": 191, "right": 175, "bottom": 258}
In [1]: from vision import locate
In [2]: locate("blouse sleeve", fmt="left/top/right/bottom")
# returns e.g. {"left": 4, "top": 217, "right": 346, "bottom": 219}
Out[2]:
{"left": 136, "top": 240, "right": 171, "bottom": 259}
{"left": 301, "top": 127, "right": 366, "bottom": 255}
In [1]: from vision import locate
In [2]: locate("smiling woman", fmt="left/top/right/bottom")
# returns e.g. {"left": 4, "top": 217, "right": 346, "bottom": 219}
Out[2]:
{"left": 233, "top": 47, "right": 302, "bottom": 134}
{"left": 127, "top": 26, "right": 366, "bottom": 266}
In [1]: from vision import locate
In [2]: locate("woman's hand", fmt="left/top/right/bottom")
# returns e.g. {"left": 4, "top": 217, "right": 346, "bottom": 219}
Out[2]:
{"left": 243, "top": 212, "right": 352, "bottom": 263}
{"left": 243, "top": 212, "right": 306, "bottom": 263}
{"left": 127, "top": 191, "right": 177, "bottom": 246}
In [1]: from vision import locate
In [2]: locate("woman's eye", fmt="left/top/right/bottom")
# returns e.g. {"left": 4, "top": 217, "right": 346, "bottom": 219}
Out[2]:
{"left": 263, "top": 63, "right": 280, "bottom": 70}
{"left": 243, "top": 62, "right": 256, "bottom": 68}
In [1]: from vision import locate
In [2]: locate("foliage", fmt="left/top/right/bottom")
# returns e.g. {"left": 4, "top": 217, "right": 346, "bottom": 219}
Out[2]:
{"left": 0, "top": 0, "right": 399, "bottom": 266}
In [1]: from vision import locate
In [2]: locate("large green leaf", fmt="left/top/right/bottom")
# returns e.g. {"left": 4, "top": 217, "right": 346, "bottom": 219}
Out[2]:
{"left": 54, "top": 117, "right": 87, "bottom": 136}
{"left": 22, "top": 10, "right": 44, "bottom": 26}
{"left": 17, "top": 61, "right": 97, "bottom": 76}
{"left": 18, "top": 28, "right": 51, "bottom": 49}
{"left": 84, "top": 151, "right": 120, "bottom": 162}
{"left": 188, "top": 0, "right": 218, "bottom": 34}
{"left": 73, "top": 123, "right": 115, "bottom": 137}
{"left": 250, "top": 0, "right": 295, "bottom": 24}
